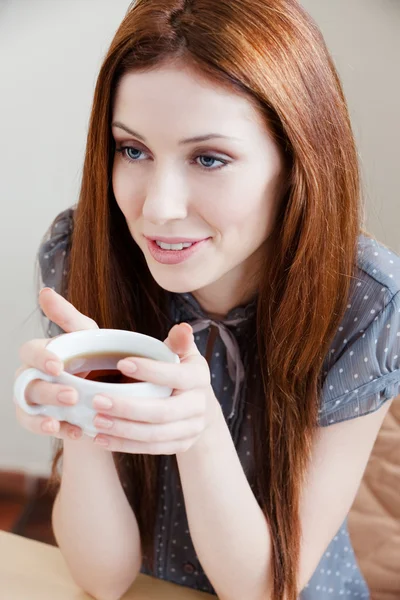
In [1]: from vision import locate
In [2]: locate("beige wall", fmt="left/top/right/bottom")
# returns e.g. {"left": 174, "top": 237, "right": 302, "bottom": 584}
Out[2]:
{"left": 0, "top": 0, "right": 399, "bottom": 475}
{"left": 301, "top": 0, "right": 400, "bottom": 249}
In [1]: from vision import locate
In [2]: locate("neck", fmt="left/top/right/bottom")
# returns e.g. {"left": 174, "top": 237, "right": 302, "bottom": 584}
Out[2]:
{"left": 191, "top": 266, "right": 259, "bottom": 320}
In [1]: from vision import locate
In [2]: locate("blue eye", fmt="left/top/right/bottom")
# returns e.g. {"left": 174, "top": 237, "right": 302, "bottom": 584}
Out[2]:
{"left": 196, "top": 155, "right": 226, "bottom": 170}
{"left": 116, "top": 146, "right": 228, "bottom": 170}
{"left": 126, "top": 147, "right": 143, "bottom": 160}
{"left": 116, "top": 146, "right": 147, "bottom": 162}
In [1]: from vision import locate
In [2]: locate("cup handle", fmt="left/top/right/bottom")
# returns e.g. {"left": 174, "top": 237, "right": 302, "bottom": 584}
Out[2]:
{"left": 14, "top": 368, "right": 56, "bottom": 415}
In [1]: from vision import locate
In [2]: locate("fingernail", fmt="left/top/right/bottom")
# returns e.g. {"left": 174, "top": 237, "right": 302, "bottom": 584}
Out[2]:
{"left": 40, "top": 287, "right": 53, "bottom": 295}
{"left": 93, "top": 395, "right": 113, "bottom": 410}
{"left": 68, "top": 427, "right": 82, "bottom": 440}
{"left": 181, "top": 323, "right": 193, "bottom": 334}
{"left": 45, "top": 360, "right": 62, "bottom": 376}
{"left": 58, "top": 390, "right": 77, "bottom": 405}
{"left": 94, "top": 435, "right": 109, "bottom": 447}
{"left": 42, "top": 419, "right": 58, "bottom": 433}
{"left": 118, "top": 359, "right": 137, "bottom": 374}
{"left": 94, "top": 415, "right": 114, "bottom": 429}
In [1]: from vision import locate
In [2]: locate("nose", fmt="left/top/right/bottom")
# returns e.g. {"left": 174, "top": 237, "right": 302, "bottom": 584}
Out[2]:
{"left": 142, "top": 164, "right": 188, "bottom": 225}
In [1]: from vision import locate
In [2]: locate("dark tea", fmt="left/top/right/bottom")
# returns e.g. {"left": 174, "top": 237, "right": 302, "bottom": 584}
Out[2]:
{"left": 64, "top": 351, "right": 143, "bottom": 384}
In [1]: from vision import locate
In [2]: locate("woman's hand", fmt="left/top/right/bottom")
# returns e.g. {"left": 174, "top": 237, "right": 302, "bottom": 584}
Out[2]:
{"left": 14, "top": 288, "right": 98, "bottom": 441}
{"left": 92, "top": 323, "right": 222, "bottom": 454}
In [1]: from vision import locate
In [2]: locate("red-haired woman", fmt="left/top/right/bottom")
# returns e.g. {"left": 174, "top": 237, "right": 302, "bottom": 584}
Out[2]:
{"left": 15, "top": 2, "right": 400, "bottom": 599}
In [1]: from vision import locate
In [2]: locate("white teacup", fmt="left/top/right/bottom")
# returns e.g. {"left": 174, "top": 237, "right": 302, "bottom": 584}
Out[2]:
{"left": 14, "top": 329, "right": 180, "bottom": 437}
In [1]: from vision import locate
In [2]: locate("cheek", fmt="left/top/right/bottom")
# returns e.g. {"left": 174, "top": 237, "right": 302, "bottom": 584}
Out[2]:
{"left": 207, "top": 175, "right": 278, "bottom": 238}
{"left": 112, "top": 162, "right": 141, "bottom": 218}
{"left": 194, "top": 176, "right": 249, "bottom": 232}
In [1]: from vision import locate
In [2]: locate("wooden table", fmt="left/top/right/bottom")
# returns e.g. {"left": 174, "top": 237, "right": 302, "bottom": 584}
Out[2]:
{"left": 0, "top": 530, "right": 212, "bottom": 599}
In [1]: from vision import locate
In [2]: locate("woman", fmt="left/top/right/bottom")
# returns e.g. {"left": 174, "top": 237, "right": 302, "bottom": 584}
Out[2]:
{"left": 15, "top": 1, "right": 400, "bottom": 599}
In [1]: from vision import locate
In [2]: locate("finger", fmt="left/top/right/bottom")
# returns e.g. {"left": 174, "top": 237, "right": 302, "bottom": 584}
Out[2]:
{"left": 25, "top": 380, "right": 78, "bottom": 407}
{"left": 39, "top": 287, "right": 98, "bottom": 333}
{"left": 94, "top": 434, "right": 199, "bottom": 455}
{"left": 15, "top": 405, "right": 82, "bottom": 440}
{"left": 163, "top": 323, "right": 196, "bottom": 360}
{"left": 19, "top": 340, "right": 63, "bottom": 375}
{"left": 92, "top": 390, "right": 205, "bottom": 423}
{"left": 93, "top": 413, "right": 205, "bottom": 443}
{"left": 117, "top": 354, "right": 209, "bottom": 390}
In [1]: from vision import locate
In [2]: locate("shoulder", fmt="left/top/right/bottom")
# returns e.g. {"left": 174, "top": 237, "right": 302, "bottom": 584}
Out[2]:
{"left": 345, "top": 233, "right": 400, "bottom": 341}
{"left": 318, "top": 233, "right": 400, "bottom": 426}
{"left": 38, "top": 207, "right": 74, "bottom": 293}
{"left": 37, "top": 208, "right": 75, "bottom": 337}
{"left": 356, "top": 232, "right": 400, "bottom": 297}
{"left": 39, "top": 207, "right": 74, "bottom": 261}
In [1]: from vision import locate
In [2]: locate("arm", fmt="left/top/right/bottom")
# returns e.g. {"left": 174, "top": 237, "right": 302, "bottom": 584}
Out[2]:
{"left": 176, "top": 397, "right": 394, "bottom": 600}
{"left": 52, "top": 437, "right": 142, "bottom": 600}
{"left": 31, "top": 289, "right": 143, "bottom": 600}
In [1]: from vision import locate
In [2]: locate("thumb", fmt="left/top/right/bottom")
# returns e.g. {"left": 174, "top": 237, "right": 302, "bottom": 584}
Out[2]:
{"left": 39, "top": 288, "right": 98, "bottom": 333}
{"left": 164, "top": 323, "right": 200, "bottom": 361}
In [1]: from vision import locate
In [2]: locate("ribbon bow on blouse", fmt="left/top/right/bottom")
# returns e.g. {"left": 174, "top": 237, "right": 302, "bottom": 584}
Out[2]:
{"left": 187, "top": 316, "right": 246, "bottom": 420}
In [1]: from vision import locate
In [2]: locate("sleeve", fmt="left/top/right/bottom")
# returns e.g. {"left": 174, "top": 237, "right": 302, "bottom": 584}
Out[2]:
{"left": 318, "top": 291, "right": 400, "bottom": 427}
{"left": 37, "top": 208, "right": 74, "bottom": 338}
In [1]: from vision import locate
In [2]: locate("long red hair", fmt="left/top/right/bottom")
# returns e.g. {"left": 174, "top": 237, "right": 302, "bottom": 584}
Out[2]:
{"left": 48, "top": 1, "right": 365, "bottom": 597}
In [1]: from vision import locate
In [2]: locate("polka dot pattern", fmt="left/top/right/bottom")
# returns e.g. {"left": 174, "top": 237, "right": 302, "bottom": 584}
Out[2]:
{"left": 39, "top": 215, "right": 400, "bottom": 599}
{"left": 37, "top": 209, "right": 74, "bottom": 338}
{"left": 319, "top": 235, "right": 400, "bottom": 427}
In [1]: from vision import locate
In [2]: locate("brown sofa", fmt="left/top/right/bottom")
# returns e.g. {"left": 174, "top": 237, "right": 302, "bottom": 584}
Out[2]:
{"left": 348, "top": 396, "right": 400, "bottom": 600}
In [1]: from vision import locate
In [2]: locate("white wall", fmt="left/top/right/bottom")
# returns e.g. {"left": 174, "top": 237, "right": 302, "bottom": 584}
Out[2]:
{"left": 0, "top": 0, "right": 399, "bottom": 476}
{"left": 0, "top": 0, "right": 132, "bottom": 475}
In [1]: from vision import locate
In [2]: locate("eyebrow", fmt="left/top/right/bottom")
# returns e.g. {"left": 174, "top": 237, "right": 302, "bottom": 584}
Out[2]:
{"left": 111, "top": 121, "right": 240, "bottom": 145}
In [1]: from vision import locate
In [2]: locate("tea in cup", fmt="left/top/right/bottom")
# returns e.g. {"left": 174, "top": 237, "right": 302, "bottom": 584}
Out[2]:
{"left": 14, "top": 329, "right": 180, "bottom": 437}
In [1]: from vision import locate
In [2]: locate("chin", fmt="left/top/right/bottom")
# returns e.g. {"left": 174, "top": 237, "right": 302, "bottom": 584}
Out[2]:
{"left": 148, "top": 270, "right": 208, "bottom": 295}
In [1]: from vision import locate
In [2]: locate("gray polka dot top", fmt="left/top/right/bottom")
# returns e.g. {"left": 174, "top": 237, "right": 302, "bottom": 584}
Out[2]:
{"left": 39, "top": 209, "right": 400, "bottom": 599}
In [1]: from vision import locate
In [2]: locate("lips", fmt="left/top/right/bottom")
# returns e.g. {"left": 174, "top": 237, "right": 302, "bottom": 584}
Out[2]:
{"left": 145, "top": 235, "right": 209, "bottom": 244}
{"left": 145, "top": 237, "right": 211, "bottom": 265}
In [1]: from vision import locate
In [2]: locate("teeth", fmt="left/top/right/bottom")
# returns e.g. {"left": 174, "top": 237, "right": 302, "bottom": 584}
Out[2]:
{"left": 155, "top": 241, "right": 194, "bottom": 250}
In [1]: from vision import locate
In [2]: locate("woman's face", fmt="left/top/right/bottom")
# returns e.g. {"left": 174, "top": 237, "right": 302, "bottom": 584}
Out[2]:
{"left": 112, "top": 61, "right": 285, "bottom": 315}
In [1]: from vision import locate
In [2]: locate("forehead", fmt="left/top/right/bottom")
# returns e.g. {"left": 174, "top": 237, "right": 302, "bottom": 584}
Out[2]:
{"left": 112, "top": 62, "right": 266, "bottom": 138}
